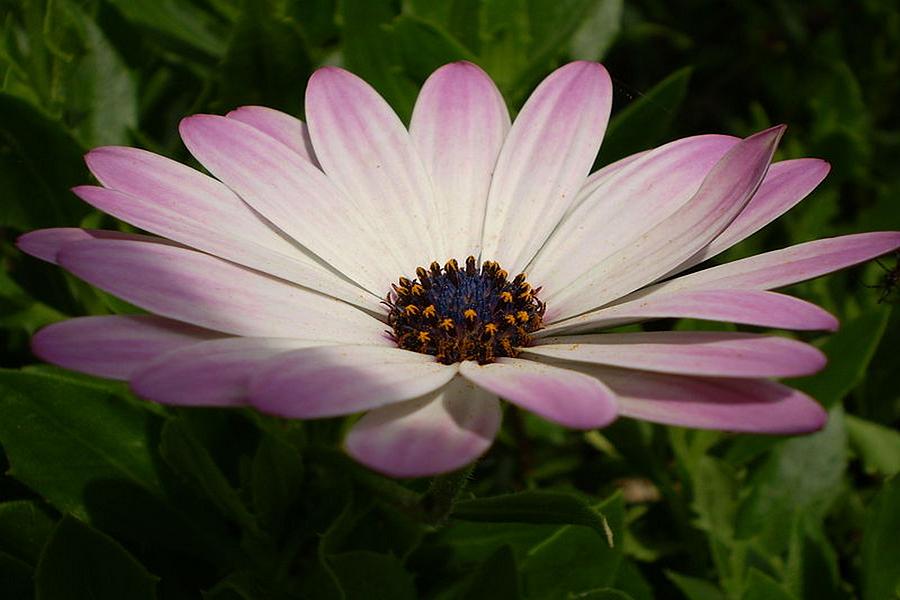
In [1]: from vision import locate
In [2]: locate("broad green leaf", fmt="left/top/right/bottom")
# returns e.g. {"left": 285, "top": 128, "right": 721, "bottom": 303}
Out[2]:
{"left": 571, "top": 590, "right": 634, "bottom": 600}
{"left": 103, "top": 0, "right": 228, "bottom": 58}
{"left": 861, "top": 475, "right": 900, "bottom": 600}
{"left": 0, "top": 550, "right": 33, "bottom": 600}
{"left": 741, "top": 570, "right": 796, "bottom": 600}
{"left": 217, "top": 0, "right": 313, "bottom": 114}
{"left": 784, "top": 517, "right": 841, "bottom": 600}
{"left": 341, "top": 0, "right": 418, "bottom": 121}
{"left": 390, "top": 15, "right": 474, "bottom": 82}
{"left": 159, "top": 417, "right": 258, "bottom": 532}
{"left": 250, "top": 432, "right": 303, "bottom": 533}
{"left": 35, "top": 515, "right": 157, "bottom": 600}
{"left": 597, "top": 67, "right": 692, "bottom": 167}
{"left": 789, "top": 307, "right": 890, "bottom": 408}
{"left": 453, "top": 490, "right": 610, "bottom": 538}
{"left": 328, "top": 551, "right": 417, "bottom": 600}
{"left": 0, "top": 93, "right": 88, "bottom": 229}
{"left": 666, "top": 572, "right": 726, "bottom": 600}
{"left": 569, "top": 0, "right": 623, "bottom": 61}
{"left": 846, "top": 414, "right": 900, "bottom": 475}
{"left": 611, "top": 560, "right": 654, "bottom": 600}
{"left": 458, "top": 544, "right": 520, "bottom": 600}
{"left": 0, "top": 500, "right": 56, "bottom": 565}
{"left": 518, "top": 493, "right": 624, "bottom": 598}
{"left": 403, "top": 0, "right": 482, "bottom": 52}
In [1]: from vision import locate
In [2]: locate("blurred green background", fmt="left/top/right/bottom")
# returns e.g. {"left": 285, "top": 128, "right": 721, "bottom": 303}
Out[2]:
{"left": 1, "top": 1, "right": 899, "bottom": 598}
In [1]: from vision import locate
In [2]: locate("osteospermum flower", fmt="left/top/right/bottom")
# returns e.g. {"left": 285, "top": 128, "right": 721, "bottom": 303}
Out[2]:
{"left": 18, "top": 61, "right": 900, "bottom": 477}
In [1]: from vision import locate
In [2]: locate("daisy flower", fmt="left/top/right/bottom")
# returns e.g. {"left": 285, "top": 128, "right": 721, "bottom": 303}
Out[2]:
{"left": 18, "top": 61, "right": 900, "bottom": 478}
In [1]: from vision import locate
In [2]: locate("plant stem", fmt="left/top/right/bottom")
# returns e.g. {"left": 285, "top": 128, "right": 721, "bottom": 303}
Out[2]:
{"left": 419, "top": 464, "right": 476, "bottom": 527}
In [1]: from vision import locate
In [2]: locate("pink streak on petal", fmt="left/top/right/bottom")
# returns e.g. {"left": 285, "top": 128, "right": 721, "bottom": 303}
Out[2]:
{"left": 56, "top": 238, "right": 389, "bottom": 343}
{"left": 675, "top": 158, "right": 831, "bottom": 273}
{"left": 481, "top": 61, "right": 613, "bottom": 274}
{"left": 410, "top": 61, "right": 510, "bottom": 259}
{"left": 130, "top": 337, "right": 318, "bottom": 407}
{"left": 17, "top": 228, "right": 161, "bottom": 264}
{"left": 540, "top": 289, "right": 839, "bottom": 335}
{"left": 31, "top": 315, "right": 222, "bottom": 380}
{"left": 590, "top": 366, "right": 827, "bottom": 434}
{"left": 528, "top": 331, "right": 826, "bottom": 378}
{"left": 305, "top": 66, "right": 442, "bottom": 270}
{"left": 248, "top": 346, "right": 458, "bottom": 418}
{"left": 345, "top": 376, "right": 501, "bottom": 478}
{"left": 549, "top": 125, "right": 786, "bottom": 319}
{"left": 532, "top": 134, "right": 739, "bottom": 290}
{"left": 226, "top": 105, "right": 320, "bottom": 167}
{"left": 459, "top": 358, "right": 617, "bottom": 429}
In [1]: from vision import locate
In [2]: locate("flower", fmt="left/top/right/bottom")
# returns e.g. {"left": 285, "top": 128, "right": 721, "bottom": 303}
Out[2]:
{"left": 18, "top": 61, "right": 900, "bottom": 478}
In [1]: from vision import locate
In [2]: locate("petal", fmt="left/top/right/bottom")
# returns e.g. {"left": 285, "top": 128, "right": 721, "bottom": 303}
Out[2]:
{"left": 130, "top": 337, "right": 318, "bottom": 407}
{"left": 72, "top": 186, "right": 380, "bottom": 311}
{"left": 564, "top": 149, "right": 651, "bottom": 219}
{"left": 547, "top": 125, "right": 785, "bottom": 320}
{"left": 538, "top": 289, "right": 839, "bottom": 336}
{"left": 179, "top": 114, "right": 398, "bottom": 293}
{"left": 639, "top": 231, "right": 900, "bottom": 296}
{"left": 31, "top": 315, "right": 222, "bottom": 380}
{"left": 459, "top": 358, "right": 617, "bottom": 429}
{"left": 530, "top": 134, "right": 740, "bottom": 294}
{"left": 56, "top": 238, "right": 388, "bottom": 343}
{"left": 17, "top": 228, "right": 157, "bottom": 265}
{"left": 410, "top": 62, "right": 510, "bottom": 259}
{"left": 248, "top": 346, "right": 458, "bottom": 418}
{"left": 305, "top": 67, "right": 442, "bottom": 271}
{"left": 85, "top": 146, "right": 298, "bottom": 256}
{"left": 528, "top": 331, "right": 826, "bottom": 378}
{"left": 481, "top": 62, "right": 613, "bottom": 274}
{"left": 226, "top": 105, "right": 320, "bottom": 166}
{"left": 580, "top": 366, "right": 827, "bottom": 434}
{"left": 344, "top": 376, "right": 501, "bottom": 478}
{"left": 674, "top": 158, "right": 831, "bottom": 273}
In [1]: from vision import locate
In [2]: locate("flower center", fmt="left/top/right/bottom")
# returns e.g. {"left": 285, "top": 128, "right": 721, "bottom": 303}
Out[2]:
{"left": 386, "top": 256, "right": 545, "bottom": 365}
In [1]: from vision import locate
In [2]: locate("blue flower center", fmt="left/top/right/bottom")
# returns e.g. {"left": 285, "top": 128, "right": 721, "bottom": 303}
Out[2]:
{"left": 386, "top": 256, "right": 545, "bottom": 364}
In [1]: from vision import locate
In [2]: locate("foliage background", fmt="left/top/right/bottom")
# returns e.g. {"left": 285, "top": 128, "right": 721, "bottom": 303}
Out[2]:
{"left": 1, "top": 0, "right": 899, "bottom": 598}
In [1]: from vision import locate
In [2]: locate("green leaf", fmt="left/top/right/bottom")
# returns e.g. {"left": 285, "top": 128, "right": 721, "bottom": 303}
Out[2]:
{"left": 846, "top": 414, "right": 900, "bottom": 475}
{"left": 453, "top": 490, "right": 611, "bottom": 538}
{"left": 159, "top": 416, "right": 257, "bottom": 531}
{"left": 0, "top": 93, "right": 89, "bottom": 229}
{"left": 789, "top": 307, "right": 890, "bottom": 408}
{"left": 784, "top": 518, "right": 841, "bottom": 600}
{"left": 35, "top": 515, "right": 157, "bottom": 600}
{"left": 568, "top": 0, "right": 623, "bottom": 61}
{"left": 250, "top": 431, "right": 303, "bottom": 533}
{"left": 390, "top": 15, "right": 475, "bottom": 82}
{"left": 0, "top": 500, "right": 56, "bottom": 565}
{"left": 328, "top": 551, "right": 417, "bottom": 600}
{"left": 571, "top": 590, "right": 634, "bottom": 600}
{"left": 861, "top": 475, "right": 900, "bottom": 600}
{"left": 597, "top": 67, "right": 692, "bottom": 167}
{"left": 217, "top": 0, "right": 313, "bottom": 114}
{"left": 458, "top": 544, "right": 520, "bottom": 600}
{"left": 518, "top": 493, "right": 624, "bottom": 598}
{"left": 0, "top": 550, "right": 33, "bottom": 600}
{"left": 103, "top": 0, "right": 228, "bottom": 58}
{"left": 741, "top": 570, "right": 796, "bottom": 600}
{"left": 666, "top": 572, "right": 726, "bottom": 600}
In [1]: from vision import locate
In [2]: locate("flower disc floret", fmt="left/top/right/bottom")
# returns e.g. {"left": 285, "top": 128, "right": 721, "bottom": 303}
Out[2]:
{"left": 386, "top": 256, "right": 545, "bottom": 364}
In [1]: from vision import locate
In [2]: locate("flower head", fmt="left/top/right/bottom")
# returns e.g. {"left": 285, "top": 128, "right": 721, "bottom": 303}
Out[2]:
{"left": 18, "top": 61, "right": 900, "bottom": 477}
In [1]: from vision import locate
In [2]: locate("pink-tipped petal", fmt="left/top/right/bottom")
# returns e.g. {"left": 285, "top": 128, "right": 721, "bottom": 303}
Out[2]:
{"left": 539, "top": 289, "right": 839, "bottom": 335}
{"left": 674, "top": 158, "right": 831, "bottom": 273}
{"left": 179, "top": 114, "right": 399, "bottom": 293}
{"left": 548, "top": 125, "right": 785, "bottom": 320}
{"left": 248, "top": 346, "right": 458, "bottom": 418}
{"left": 17, "top": 228, "right": 160, "bottom": 265}
{"left": 528, "top": 331, "right": 826, "bottom": 378}
{"left": 71, "top": 186, "right": 379, "bottom": 311}
{"left": 564, "top": 149, "right": 651, "bottom": 218}
{"left": 459, "top": 358, "right": 617, "bottom": 429}
{"left": 305, "top": 67, "right": 442, "bottom": 272}
{"left": 130, "top": 337, "right": 318, "bottom": 407}
{"left": 345, "top": 376, "right": 501, "bottom": 478}
{"left": 31, "top": 315, "right": 222, "bottom": 380}
{"left": 640, "top": 231, "right": 900, "bottom": 297}
{"left": 226, "top": 106, "right": 320, "bottom": 166}
{"left": 583, "top": 366, "right": 827, "bottom": 434}
{"left": 410, "top": 62, "right": 510, "bottom": 259}
{"left": 531, "top": 134, "right": 739, "bottom": 292}
{"left": 56, "top": 238, "right": 388, "bottom": 344}
{"left": 84, "top": 146, "right": 299, "bottom": 257}
{"left": 481, "top": 62, "right": 613, "bottom": 274}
